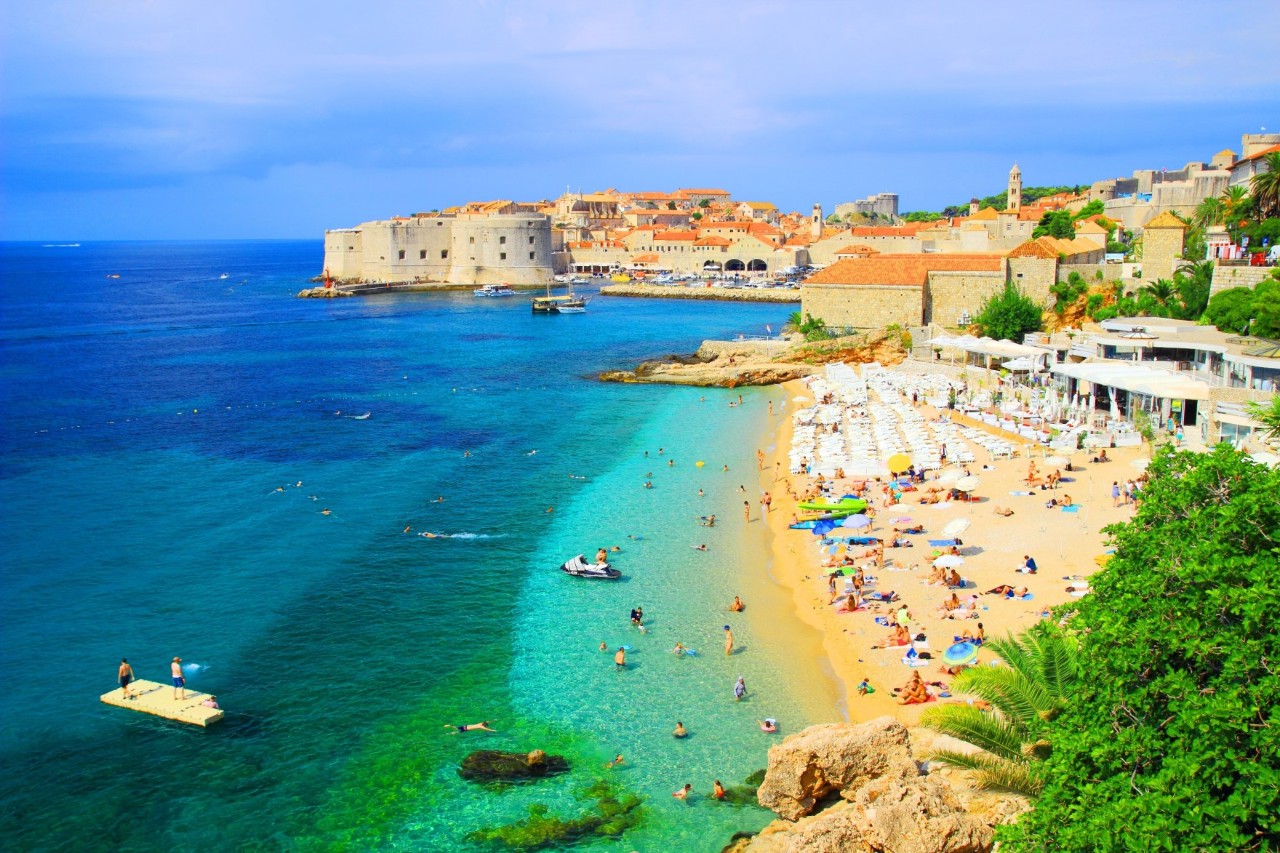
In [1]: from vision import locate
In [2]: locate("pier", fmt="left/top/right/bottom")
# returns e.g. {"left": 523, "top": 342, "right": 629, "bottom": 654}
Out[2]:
{"left": 100, "top": 680, "right": 224, "bottom": 727}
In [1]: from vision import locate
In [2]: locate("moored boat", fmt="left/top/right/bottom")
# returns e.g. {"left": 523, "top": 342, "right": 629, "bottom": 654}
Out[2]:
{"left": 560, "top": 554, "right": 621, "bottom": 579}
{"left": 474, "top": 283, "right": 516, "bottom": 297}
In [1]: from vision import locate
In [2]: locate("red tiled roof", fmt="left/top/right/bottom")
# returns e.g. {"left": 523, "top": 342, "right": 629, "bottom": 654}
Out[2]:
{"left": 1232, "top": 144, "right": 1280, "bottom": 166}
{"left": 655, "top": 230, "right": 698, "bottom": 241}
{"left": 804, "top": 254, "right": 1004, "bottom": 286}
{"left": 694, "top": 236, "right": 731, "bottom": 247}
{"left": 1006, "top": 239, "right": 1058, "bottom": 259}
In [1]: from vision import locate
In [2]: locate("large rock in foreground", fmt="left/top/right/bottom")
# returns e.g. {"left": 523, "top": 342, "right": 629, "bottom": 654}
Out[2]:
{"left": 757, "top": 717, "right": 918, "bottom": 820}
{"left": 735, "top": 718, "right": 994, "bottom": 853}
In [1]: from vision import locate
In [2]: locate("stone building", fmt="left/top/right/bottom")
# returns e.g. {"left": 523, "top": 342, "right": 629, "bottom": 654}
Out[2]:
{"left": 800, "top": 239, "right": 1068, "bottom": 331}
{"left": 833, "top": 192, "right": 899, "bottom": 220}
{"left": 322, "top": 212, "right": 555, "bottom": 286}
{"left": 1140, "top": 211, "right": 1187, "bottom": 282}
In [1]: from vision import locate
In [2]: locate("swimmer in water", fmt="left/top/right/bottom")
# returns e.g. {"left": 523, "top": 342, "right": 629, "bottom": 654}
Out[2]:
{"left": 673, "top": 783, "right": 692, "bottom": 800}
{"left": 692, "top": 544, "right": 708, "bottom": 551}
{"left": 321, "top": 508, "right": 332, "bottom": 515}
{"left": 700, "top": 515, "right": 716, "bottom": 527}
{"left": 445, "top": 721, "right": 496, "bottom": 733}
{"left": 434, "top": 496, "right": 445, "bottom": 503}
{"left": 527, "top": 450, "right": 537, "bottom": 456}
{"left": 606, "top": 754, "right": 624, "bottom": 769}
{"left": 729, "top": 596, "right": 744, "bottom": 612}
{"left": 673, "top": 721, "right": 687, "bottom": 738}
{"left": 421, "top": 532, "right": 439, "bottom": 538}
{"left": 599, "top": 642, "right": 608, "bottom": 652}
{"left": 403, "top": 525, "right": 411, "bottom": 534}
{"left": 698, "top": 488, "right": 704, "bottom": 498}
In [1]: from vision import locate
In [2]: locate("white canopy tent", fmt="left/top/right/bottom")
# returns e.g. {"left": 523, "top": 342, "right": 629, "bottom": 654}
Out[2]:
{"left": 1050, "top": 362, "right": 1211, "bottom": 401}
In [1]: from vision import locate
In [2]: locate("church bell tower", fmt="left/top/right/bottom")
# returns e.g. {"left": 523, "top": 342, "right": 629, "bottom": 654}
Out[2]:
{"left": 1008, "top": 164, "right": 1022, "bottom": 212}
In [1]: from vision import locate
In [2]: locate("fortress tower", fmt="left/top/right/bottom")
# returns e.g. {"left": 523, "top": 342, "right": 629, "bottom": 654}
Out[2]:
{"left": 1008, "top": 164, "right": 1022, "bottom": 212}
{"left": 811, "top": 204, "right": 824, "bottom": 240}
{"left": 969, "top": 197, "right": 980, "bottom": 216}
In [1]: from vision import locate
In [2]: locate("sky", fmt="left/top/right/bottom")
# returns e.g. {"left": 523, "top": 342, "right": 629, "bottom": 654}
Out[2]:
{"left": 2, "top": 0, "right": 1277, "bottom": 241}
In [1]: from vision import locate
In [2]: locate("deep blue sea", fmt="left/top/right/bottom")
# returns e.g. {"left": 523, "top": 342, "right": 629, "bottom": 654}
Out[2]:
{"left": 0, "top": 241, "right": 840, "bottom": 851}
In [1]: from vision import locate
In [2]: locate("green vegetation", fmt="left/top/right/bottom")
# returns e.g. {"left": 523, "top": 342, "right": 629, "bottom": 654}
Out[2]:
{"left": 902, "top": 211, "right": 944, "bottom": 222}
{"left": 972, "top": 281, "right": 1042, "bottom": 340}
{"left": 1252, "top": 152, "right": 1280, "bottom": 218}
{"left": 1204, "top": 273, "right": 1280, "bottom": 336}
{"left": 784, "top": 311, "right": 832, "bottom": 342}
{"left": 466, "top": 779, "right": 643, "bottom": 851}
{"left": 1245, "top": 396, "right": 1280, "bottom": 443}
{"left": 1031, "top": 210, "right": 1076, "bottom": 240}
{"left": 921, "top": 629, "right": 1079, "bottom": 798}
{"left": 697, "top": 199, "right": 711, "bottom": 208}
{"left": 999, "top": 446, "right": 1280, "bottom": 852}
{"left": 1050, "top": 271, "right": 1090, "bottom": 315}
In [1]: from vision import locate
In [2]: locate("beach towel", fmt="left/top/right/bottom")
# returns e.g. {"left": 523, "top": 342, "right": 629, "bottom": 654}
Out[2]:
{"left": 901, "top": 657, "right": 931, "bottom": 668}
{"left": 1010, "top": 490, "right": 1034, "bottom": 496}
{"left": 928, "top": 539, "right": 960, "bottom": 547}
{"left": 1012, "top": 593, "right": 1034, "bottom": 600}
{"left": 866, "top": 591, "right": 899, "bottom": 602}
{"left": 874, "top": 616, "right": 890, "bottom": 627}
{"left": 1061, "top": 505, "right": 1080, "bottom": 513}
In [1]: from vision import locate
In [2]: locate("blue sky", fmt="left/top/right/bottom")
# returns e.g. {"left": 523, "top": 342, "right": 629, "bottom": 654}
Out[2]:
{"left": 2, "top": 0, "right": 1277, "bottom": 240}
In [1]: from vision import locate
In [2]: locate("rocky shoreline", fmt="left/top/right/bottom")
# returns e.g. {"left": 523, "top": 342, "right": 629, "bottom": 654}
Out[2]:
{"left": 598, "top": 331, "right": 908, "bottom": 388}
{"left": 724, "top": 718, "right": 1024, "bottom": 853}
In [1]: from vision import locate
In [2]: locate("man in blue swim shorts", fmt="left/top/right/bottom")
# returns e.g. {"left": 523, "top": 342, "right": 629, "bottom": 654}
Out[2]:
{"left": 170, "top": 657, "right": 186, "bottom": 700}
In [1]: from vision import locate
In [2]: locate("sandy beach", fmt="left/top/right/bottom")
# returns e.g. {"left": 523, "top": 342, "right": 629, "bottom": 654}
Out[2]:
{"left": 757, "top": 370, "right": 1147, "bottom": 726}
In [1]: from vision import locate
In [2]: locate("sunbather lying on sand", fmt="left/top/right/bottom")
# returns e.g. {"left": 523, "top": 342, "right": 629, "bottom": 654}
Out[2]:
{"left": 992, "top": 505, "right": 1015, "bottom": 517}
{"left": 985, "top": 585, "right": 1029, "bottom": 598}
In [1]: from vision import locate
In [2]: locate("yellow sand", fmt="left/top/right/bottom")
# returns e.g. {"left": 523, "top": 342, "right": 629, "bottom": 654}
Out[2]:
{"left": 756, "top": 378, "right": 1143, "bottom": 725}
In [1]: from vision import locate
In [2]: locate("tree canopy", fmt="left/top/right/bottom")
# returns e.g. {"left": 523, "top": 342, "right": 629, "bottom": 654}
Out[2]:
{"left": 1000, "top": 445, "right": 1280, "bottom": 852}
{"left": 973, "top": 281, "right": 1042, "bottom": 340}
{"left": 1204, "top": 274, "right": 1280, "bottom": 336}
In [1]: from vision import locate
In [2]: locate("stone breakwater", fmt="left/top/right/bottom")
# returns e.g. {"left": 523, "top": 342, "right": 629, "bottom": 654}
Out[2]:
{"left": 600, "top": 283, "right": 800, "bottom": 302}
{"left": 724, "top": 718, "right": 1023, "bottom": 853}
{"left": 598, "top": 332, "right": 908, "bottom": 388}
{"left": 598, "top": 339, "right": 815, "bottom": 387}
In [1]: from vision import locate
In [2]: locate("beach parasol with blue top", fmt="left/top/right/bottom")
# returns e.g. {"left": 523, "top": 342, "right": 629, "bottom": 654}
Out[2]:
{"left": 942, "top": 641, "right": 979, "bottom": 666}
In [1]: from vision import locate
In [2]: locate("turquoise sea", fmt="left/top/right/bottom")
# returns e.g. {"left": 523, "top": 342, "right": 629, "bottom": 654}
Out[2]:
{"left": 0, "top": 241, "right": 841, "bottom": 851}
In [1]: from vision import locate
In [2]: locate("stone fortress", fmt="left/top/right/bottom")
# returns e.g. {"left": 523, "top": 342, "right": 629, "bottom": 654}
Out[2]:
{"left": 322, "top": 207, "right": 556, "bottom": 287}
{"left": 1090, "top": 131, "right": 1280, "bottom": 231}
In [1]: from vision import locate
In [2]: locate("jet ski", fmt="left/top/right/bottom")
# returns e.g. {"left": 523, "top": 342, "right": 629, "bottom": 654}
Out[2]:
{"left": 560, "top": 554, "right": 622, "bottom": 580}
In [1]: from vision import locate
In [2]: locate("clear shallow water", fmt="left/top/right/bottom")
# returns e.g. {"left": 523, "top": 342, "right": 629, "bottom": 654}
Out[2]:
{"left": 0, "top": 241, "right": 836, "bottom": 851}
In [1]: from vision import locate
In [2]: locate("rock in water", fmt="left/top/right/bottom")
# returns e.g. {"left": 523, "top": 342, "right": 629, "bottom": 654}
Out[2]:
{"left": 458, "top": 749, "right": 569, "bottom": 782}
{"left": 756, "top": 717, "right": 918, "bottom": 820}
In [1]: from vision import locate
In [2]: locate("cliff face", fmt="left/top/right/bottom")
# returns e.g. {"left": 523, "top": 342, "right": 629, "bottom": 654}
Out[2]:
{"left": 724, "top": 718, "right": 1011, "bottom": 853}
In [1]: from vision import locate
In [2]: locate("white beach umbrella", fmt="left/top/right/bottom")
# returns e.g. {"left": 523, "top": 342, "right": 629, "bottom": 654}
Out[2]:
{"left": 942, "top": 518, "right": 971, "bottom": 537}
{"left": 937, "top": 469, "right": 964, "bottom": 485}
{"left": 933, "top": 554, "right": 966, "bottom": 568}
{"left": 954, "top": 475, "right": 982, "bottom": 492}
{"left": 1045, "top": 455, "right": 1070, "bottom": 467}
{"left": 840, "top": 514, "right": 872, "bottom": 529}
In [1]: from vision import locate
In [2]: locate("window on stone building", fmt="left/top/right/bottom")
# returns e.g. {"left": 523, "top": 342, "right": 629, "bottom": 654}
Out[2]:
{"left": 398, "top": 250, "right": 405, "bottom": 260}
{"left": 500, "top": 252, "right": 507, "bottom": 260}
{"left": 469, "top": 237, "right": 475, "bottom": 245}
{"left": 419, "top": 250, "right": 426, "bottom": 259}
{"left": 441, "top": 250, "right": 449, "bottom": 259}
{"left": 500, "top": 236, "right": 506, "bottom": 244}
{"left": 529, "top": 236, "right": 535, "bottom": 245}
{"left": 529, "top": 252, "right": 535, "bottom": 260}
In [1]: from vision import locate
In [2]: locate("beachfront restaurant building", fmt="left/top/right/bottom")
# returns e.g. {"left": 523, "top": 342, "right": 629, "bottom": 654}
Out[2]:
{"left": 1039, "top": 317, "right": 1279, "bottom": 449}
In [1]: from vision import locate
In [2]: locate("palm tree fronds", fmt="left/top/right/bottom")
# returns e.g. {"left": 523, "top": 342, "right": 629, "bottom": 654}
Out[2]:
{"left": 926, "top": 749, "right": 1043, "bottom": 798}
{"left": 920, "top": 704, "right": 1027, "bottom": 762}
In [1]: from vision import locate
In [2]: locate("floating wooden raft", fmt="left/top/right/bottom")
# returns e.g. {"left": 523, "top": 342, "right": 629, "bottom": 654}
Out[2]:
{"left": 100, "top": 679, "right": 224, "bottom": 727}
